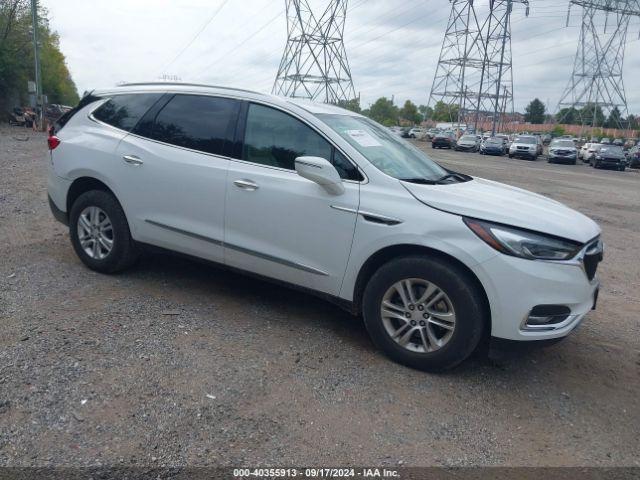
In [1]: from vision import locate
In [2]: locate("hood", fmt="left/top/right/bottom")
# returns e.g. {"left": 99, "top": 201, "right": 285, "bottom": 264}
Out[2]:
{"left": 402, "top": 177, "right": 600, "bottom": 243}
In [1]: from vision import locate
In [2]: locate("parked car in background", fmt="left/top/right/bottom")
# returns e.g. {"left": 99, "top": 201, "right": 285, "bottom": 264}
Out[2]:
{"left": 579, "top": 143, "right": 593, "bottom": 161}
{"left": 432, "top": 131, "right": 456, "bottom": 149}
{"left": 509, "top": 135, "right": 540, "bottom": 160}
{"left": 480, "top": 137, "right": 506, "bottom": 156}
{"left": 542, "top": 134, "right": 552, "bottom": 145}
{"left": 627, "top": 145, "right": 640, "bottom": 168}
{"left": 389, "top": 126, "right": 403, "bottom": 137}
{"left": 582, "top": 143, "right": 602, "bottom": 163}
{"left": 600, "top": 137, "right": 611, "bottom": 145}
{"left": 612, "top": 138, "right": 624, "bottom": 147}
{"left": 46, "top": 83, "right": 604, "bottom": 371}
{"left": 548, "top": 139, "right": 578, "bottom": 164}
{"left": 408, "top": 127, "right": 426, "bottom": 139}
{"left": 454, "top": 135, "right": 480, "bottom": 152}
{"left": 591, "top": 145, "right": 627, "bottom": 171}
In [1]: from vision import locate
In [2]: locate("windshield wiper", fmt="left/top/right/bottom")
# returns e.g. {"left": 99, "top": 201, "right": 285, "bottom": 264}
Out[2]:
{"left": 435, "top": 172, "right": 470, "bottom": 184}
{"left": 399, "top": 177, "right": 438, "bottom": 184}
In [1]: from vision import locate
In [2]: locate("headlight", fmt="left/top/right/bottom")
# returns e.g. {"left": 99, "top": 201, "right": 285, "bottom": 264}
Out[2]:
{"left": 463, "top": 218, "right": 582, "bottom": 260}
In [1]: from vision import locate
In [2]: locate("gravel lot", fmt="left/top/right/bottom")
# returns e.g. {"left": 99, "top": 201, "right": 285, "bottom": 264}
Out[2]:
{"left": 0, "top": 125, "right": 639, "bottom": 468}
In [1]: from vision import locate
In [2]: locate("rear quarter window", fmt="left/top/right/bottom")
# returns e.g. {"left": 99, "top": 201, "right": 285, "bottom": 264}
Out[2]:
{"left": 92, "top": 94, "right": 163, "bottom": 132}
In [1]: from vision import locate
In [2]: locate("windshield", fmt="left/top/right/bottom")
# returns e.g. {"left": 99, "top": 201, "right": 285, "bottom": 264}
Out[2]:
{"left": 459, "top": 135, "right": 475, "bottom": 142}
{"left": 514, "top": 136, "right": 537, "bottom": 145}
{"left": 317, "top": 114, "right": 447, "bottom": 181}
{"left": 551, "top": 140, "right": 575, "bottom": 148}
{"left": 600, "top": 146, "right": 623, "bottom": 154}
{"left": 486, "top": 138, "right": 502, "bottom": 144}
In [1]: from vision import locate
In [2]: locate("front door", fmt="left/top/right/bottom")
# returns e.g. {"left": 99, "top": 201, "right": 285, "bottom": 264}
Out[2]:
{"left": 224, "top": 103, "right": 361, "bottom": 296}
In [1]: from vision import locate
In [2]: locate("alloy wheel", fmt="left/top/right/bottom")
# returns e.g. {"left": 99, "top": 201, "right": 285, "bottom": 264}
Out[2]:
{"left": 380, "top": 278, "right": 456, "bottom": 353}
{"left": 77, "top": 206, "right": 114, "bottom": 260}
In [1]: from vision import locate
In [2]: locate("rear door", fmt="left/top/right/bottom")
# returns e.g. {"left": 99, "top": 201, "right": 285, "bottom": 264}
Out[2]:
{"left": 114, "top": 93, "right": 240, "bottom": 263}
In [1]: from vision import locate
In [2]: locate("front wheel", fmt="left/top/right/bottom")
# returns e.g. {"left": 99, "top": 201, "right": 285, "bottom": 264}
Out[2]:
{"left": 362, "top": 256, "right": 486, "bottom": 372}
{"left": 69, "top": 190, "right": 140, "bottom": 273}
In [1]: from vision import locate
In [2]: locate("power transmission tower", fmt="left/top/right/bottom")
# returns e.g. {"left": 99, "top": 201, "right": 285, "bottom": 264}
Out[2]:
{"left": 556, "top": 0, "right": 640, "bottom": 130}
{"left": 428, "top": 0, "right": 528, "bottom": 134}
{"left": 273, "top": 0, "right": 356, "bottom": 104}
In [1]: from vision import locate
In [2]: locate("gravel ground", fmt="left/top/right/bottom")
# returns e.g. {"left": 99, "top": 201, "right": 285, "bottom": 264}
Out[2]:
{"left": 0, "top": 125, "right": 639, "bottom": 467}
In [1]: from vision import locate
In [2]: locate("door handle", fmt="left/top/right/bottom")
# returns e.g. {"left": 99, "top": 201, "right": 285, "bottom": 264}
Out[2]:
{"left": 123, "top": 154, "right": 143, "bottom": 166}
{"left": 233, "top": 179, "right": 259, "bottom": 191}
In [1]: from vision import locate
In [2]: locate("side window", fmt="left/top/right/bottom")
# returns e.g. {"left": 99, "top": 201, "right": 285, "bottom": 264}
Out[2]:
{"left": 141, "top": 95, "right": 239, "bottom": 156}
{"left": 333, "top": 150, "right": 363, "bottom": 181}
{"left": 243, "top": 104, "right": 332, "bottom": 171}
{"left": 92, "top": 94, "right": 163, "bottom": 131}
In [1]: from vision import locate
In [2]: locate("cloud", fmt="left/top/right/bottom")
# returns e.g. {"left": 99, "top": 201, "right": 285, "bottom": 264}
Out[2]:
{"left": 42, "top": 0, "right": 640, "bottom": 114}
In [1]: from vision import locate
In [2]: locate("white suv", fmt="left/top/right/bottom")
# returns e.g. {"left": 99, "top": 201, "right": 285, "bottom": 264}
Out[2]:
{"left": 47, "top": 83, "right": 603, "bottom": 371}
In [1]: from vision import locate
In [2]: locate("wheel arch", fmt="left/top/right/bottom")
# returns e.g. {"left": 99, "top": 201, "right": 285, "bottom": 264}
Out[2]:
{"left": 352, "top": 244, "right": 492, "bottom": 335}
{"left": 66, "top": 176, "right": 117, "bottom": 214}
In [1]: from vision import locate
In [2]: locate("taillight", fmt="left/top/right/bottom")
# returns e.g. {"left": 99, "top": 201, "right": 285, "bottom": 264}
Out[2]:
{"left": 48, "top": 135, "right": 61, "bottom": 150}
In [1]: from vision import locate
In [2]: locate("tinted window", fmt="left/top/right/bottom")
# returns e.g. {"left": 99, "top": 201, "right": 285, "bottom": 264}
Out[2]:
{"left": 141, "top": 95, "right": 239, "bottom": 156}
{"left": 243, "top": 104, "right": 332, "bottom": 171}
{"left": 93, "top": 94, "right": 162, "bottom": 131}
{"left": 333, "top": 150, "right": 363, "bottom": 181}
{"left": 54, "top": 94, "right": 102, "bottom": 133}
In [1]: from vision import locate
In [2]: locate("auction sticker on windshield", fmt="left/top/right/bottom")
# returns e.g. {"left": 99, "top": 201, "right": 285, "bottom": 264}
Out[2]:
{"left": 346, "top": 129, "right": 382, "bottom": 147}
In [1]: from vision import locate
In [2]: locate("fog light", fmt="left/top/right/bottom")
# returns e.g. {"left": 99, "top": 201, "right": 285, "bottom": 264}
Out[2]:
{"left": 526, "top": 305, "right": 571, "bottom": 327}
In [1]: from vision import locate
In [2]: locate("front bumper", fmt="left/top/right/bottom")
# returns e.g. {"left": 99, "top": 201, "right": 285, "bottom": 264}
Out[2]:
{"left": 510, "top": 149, "right": 536, "bottom": 158}
{"left": 549, "top": 154, "right": 577, "bottom": 163}
{"left": 472, "top": 252, "right": 600, "bottom": 341}
{"left": 482, "top": 148, "right": 504, "bottom": 155}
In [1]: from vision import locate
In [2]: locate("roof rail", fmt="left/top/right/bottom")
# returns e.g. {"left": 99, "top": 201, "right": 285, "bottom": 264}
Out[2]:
{"left": 116, "top": 82, "right": 265, "bottom": 96}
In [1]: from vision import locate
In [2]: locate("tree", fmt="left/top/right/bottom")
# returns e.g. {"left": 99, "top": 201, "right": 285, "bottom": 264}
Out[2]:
{"left": 337, "top": 98, "right": 361, "bottom": 114}
{"left": 0, "top": 1, "right": 78, "bottom": 112}
{"left": 556, "top": 107, "right": 579, "bottom": 125}
{"left": 580, "top": 103, "right": 606, "bottom": 127}
{"left": 399, "top": 100, "right": 421, "bottom": 124}
{"left": 431, "top": 101, "right": 459, "bottom": 122}
{"left": 524, "top": 98, "right": 546, "bottom": 124}
{"left": 418, "top": 104, "right": 433, "bottom": 121}
{"left": 365, "top": 97, "right": 399, "bottom": 126}
{"left": 606, "top": 106, "right": 623, "bottom": 129}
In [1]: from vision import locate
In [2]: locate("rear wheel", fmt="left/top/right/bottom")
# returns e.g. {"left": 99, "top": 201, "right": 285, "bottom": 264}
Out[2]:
{"left": 69, "top": 190, "right": 139, "bottom": 273}
{"left": 362, "top": 256, "right": 486, "bottom": 371}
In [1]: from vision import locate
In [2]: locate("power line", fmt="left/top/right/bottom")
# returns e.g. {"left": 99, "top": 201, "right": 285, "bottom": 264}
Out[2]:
{"left": 158, "top": 0, "right": 231, "bottom": 74}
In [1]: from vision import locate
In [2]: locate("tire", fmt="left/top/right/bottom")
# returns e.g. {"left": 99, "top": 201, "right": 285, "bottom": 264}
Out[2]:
{"left": 69, "top": 190, "right": 139, "bottom": 273}
{"left": 362, "top": 256, "right": 486, "bottom": 372}
{"left": 508, "top": 154, "right": 513, "bottom": 158}
{"left": 619, "top": 165, "right": 625, "bottom": 171}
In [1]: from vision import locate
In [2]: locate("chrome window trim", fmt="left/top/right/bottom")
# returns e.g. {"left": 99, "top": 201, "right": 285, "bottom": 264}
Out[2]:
{"left": 88, "top": 92, "right": 368, "bottom": 184}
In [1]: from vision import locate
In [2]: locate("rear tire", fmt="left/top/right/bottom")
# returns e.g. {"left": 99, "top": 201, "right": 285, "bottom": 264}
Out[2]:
{"left": 69, "top": 190, "right": 139, "bottom": 273}
{"left": 362, "top": 256, "right": 486, "bottom": 372}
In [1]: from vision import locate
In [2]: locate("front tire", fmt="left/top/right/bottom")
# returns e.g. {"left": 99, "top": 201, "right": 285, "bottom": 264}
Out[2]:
{"left": 69, "top": 190, "right": 139, "bottom": 273}
{"left": 362, "top": 256, "right": 486, "bottom": 372}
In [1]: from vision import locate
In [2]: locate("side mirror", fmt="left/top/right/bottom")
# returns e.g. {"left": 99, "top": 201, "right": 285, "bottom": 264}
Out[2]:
{"left": 294, "top": 156, "right": 345, "bottom": 195}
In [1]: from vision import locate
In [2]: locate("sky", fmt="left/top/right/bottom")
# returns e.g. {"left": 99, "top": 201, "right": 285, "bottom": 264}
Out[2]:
{"left": 40, "top": 0, "right": 640, "bottom": 114}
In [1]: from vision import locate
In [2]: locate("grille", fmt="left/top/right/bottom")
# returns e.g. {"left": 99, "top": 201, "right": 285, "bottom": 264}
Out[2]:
{"left": 583, "top": 239, "right": 603, "bottom": 281}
